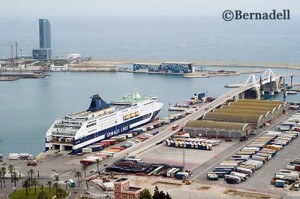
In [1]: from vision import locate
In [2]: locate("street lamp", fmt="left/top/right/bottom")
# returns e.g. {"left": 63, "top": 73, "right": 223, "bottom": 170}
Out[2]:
{"left": 19, "top": 49, "right": 23, "bottom": 59}
{"left": 65, "top": 180, "right": 68, "bottom": 191}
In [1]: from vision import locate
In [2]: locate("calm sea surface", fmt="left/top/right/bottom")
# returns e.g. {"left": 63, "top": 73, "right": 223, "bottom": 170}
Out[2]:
{"left": 0, "top": 70, "right": 299, "bottom": 156}
{"left": 1, "top": 16, "right": 300, "bottom": 63}
{"left": 0, "top": 17, "right": 299, "bottom": 155}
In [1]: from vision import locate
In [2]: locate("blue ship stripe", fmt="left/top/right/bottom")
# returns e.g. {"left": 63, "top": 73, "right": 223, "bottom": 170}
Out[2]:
{"left": 45, "top": 110, "right": 160, "bottom": 153}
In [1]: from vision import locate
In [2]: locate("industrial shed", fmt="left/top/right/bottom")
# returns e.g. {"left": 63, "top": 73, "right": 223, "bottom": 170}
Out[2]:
{"left": 203, "top": 112, "right": 265, "bottom": 128}
{"left": 237, "top": 99, "right": 289, "bottom": 112}
{"left": 223, "top": 104, "right": 278, "bottom": 116}
{"left": 213, "top": 108, "right": 273, "bottom": 122}
{"left": 229, "top": 100, "right": 287, "bottom": 115}
{"left": 184, "top": 120, "right": 252, "bottom": 138}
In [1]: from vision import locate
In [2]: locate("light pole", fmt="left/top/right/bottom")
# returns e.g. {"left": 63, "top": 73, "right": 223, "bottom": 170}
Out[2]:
{"left": 19, "top": 49, "right": 22, "bottom": 59}
{"left": 183, "top": 146, "right": 185, "bottom": 171}
{"left": 15, "top": 42, "right": 18, "bottom": 59}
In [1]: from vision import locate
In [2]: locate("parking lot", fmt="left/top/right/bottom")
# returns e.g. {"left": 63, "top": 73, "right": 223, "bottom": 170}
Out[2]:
{"left": 136, "top": 140, "right": 236, "bottom": 170}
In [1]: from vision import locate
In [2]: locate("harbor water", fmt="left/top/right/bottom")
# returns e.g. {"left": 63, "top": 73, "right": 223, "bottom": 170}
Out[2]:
{"left": 0, "top": 69, "right": 299, "bottom": 156}
{"left": 0, "top": 16, "right": 300, "bottom": 155}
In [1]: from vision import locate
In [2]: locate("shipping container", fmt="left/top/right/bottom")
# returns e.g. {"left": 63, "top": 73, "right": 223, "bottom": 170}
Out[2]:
{"left": 207, "top": 172, "right": 226, "bottom": 178}
{"left": 275, "top": 180, "right": 285, "bottom": 187}
{"left": 175, "top": 172, "right": 189, "bottom": 180}
{"left": 235, "top": 166, "right": 253, "bottom": 176}
{"left": 230, "top": 172, "right": 248, "bottom": 181}
{"left": 224, "top": 175, "right": 241, "bottom": 184}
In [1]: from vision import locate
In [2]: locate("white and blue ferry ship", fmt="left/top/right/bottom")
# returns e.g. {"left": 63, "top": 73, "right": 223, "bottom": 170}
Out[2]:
{"left": 45, "top": 91, "right": 163, "bottom": 153}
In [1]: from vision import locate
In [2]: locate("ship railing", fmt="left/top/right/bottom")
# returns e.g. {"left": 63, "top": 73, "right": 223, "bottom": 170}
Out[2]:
{"left": 50, "top": 140, "right": 74, "bottom": 145}
{"left": 52, "top": 132, "right": 75, "bottom": 136}
{"left": 52, "top": 131, "right": 77, "bottom": 136}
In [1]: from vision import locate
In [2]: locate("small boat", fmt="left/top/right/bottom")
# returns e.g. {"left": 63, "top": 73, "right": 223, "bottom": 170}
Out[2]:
{"left": 287, "top": 91, "right": 297, "bottom": 95}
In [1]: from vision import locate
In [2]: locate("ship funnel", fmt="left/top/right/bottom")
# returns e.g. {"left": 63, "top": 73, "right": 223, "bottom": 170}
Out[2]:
{"left": 87, "top": 94, "right": 109, "bottom": 112}
{"left": 134, "top": 90, "right": 141, "bottom": 99}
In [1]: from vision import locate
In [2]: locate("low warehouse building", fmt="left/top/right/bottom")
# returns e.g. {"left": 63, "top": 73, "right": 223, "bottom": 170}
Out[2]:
{"left": 237, "top": 99, "right": 289, "bottom": 112}
{"left": 184, "top": 120, "right": 252, "bottom": 138}
{"left": 214, "top": 107, "right": 273, "bottom": 122}
{"left": 223, "top": 104, "right": 278, "bottom": 116}
{"left": 203, "top": 112, "right": 265, "bottom": 128}
{"left": 229, "top": 99, "right": 288, "bottom": 116}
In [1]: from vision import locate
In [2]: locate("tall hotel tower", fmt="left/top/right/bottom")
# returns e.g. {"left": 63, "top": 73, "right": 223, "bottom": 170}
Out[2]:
{"left": 32, "top": 19, "right": 52, "bottom": 60}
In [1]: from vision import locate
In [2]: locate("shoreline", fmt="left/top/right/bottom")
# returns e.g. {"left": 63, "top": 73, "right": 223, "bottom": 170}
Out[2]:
{"left": 91, "top": 58, "right": 300, "bottom": 70}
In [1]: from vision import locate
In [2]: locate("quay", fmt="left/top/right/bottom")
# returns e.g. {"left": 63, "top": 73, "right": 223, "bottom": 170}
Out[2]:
{"left": 0, "top": 71, "right": 48, "bottom": 81}
{"left": 0, "top": 69, "right": 299, "bottom": 199}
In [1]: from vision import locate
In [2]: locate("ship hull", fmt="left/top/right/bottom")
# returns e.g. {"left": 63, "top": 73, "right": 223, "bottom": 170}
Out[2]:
{"left": 45, "top": 109, "right": 161, "bottom": 153}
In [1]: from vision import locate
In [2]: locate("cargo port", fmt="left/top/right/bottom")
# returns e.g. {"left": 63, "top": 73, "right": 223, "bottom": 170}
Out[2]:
{"left": 0, "top": 69, "right": 300, "bottom": 199}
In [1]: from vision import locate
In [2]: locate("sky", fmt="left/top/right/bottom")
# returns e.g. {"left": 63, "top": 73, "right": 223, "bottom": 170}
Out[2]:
{"left": 1, "top": 0, "right": 300, "bottom": 17}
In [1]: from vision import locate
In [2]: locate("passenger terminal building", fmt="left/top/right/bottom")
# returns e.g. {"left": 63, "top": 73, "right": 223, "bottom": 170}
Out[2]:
{"left": 133, "top": 62, "right": 194, "bottom": 73}
{"left": 184, "top": 99, "right": 289, "bottom": 138}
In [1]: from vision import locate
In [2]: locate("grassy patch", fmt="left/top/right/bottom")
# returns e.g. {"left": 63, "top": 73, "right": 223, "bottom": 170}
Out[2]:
{"left": 8, "top": 187, "right": 67, "bottom": 199}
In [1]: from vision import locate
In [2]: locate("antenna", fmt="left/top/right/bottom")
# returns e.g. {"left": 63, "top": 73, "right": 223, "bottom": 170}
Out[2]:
{"left": 15, "top": 42, "right": 18, "bottom": 59}
{"left": 283, "top": 77, "right": 287, "bottom": 101}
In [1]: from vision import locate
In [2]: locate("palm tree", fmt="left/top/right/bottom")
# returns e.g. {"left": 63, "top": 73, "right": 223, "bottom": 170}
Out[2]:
{"left": 81, "top": 164, "right": 87, "bottom": 178}
{"left": 8, "top": 164, "right": 15, "bottom": 183}
{"left": 40, "top": 184, "right": 44, "bottom": 193}
{"left": 53, "top": 175, "right": 59, "bottom": 197}
{"left": 12, "top": 172, "right": 18, "bottom": 188}
{"left": 74, "top": 171, "right": 82, "bottom": 187}
{"left": 0, "top": 169, "right": 3, "bottom": 189}
{"left": 37, "top": 191, "right": 48, "bottom": 199}
{"left": 1, "top": 167, "right": 6, "bottom": 187}
{"left": 96, "top": 159, "right": 100, "bottom": 175}
{"left": 85, "top": 180, "right": 89, "bottom": 190}
{"left": 57, "top": 187, "right": 66, "bottom": 199}
{"left": 22, "top": 179, "right": 30, "bottom": 199}
{"left": 46, "top": 181, "right": 52, "bottom": 195}
{"left": 28, "top": 169, "right": 35, "bottom": 185}
{"left": 32, "top": 178, "right": 39, "bottom": 194}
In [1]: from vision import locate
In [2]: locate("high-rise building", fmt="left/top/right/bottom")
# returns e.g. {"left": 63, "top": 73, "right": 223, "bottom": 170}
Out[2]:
{"left": 39, "top": 19, "right": 51, "bottom": 49}
{"left": 33, "top": 19, "right": 51, "bottom": 60}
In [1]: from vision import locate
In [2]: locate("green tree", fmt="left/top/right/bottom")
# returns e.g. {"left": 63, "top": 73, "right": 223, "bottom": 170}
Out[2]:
{"left": 165, "top": 192, "right": 172, "bottom": 199}
{"left": 152, "top": 186, "right": 160, "bottom": 199}
{"left": 46, "top": 181, "right": 52, "bottom": 196}
{"left": 28, "top": 169, "right": 35, "bottom": 185}
{"left": 1, "top": 167, "right": 6, "bottom": 188}
{"left": 56, "top": 187, "right": 67, "bottom": 199}
{"left": 139, "top": 188, "right": 152, "bottom": 199}
{"left": 75, "top": 171, "right": 82, "bottom": 187}
{"left": 96, "top": 159, "right": 100, "bottom": 175}
{"left": 85, "top": 180, "right": 89, "bottom": 190}
{"left": 8, "top": 164, "right": 15, "bottom": 183}
{"left": 12, "top": 171, "right": 19, "bottom": 188}
{"left": 32, "top": 178, "right": 39, "bottom": 194}
{"left": 81, "top": 164, "right": 87, "bottom": 178}
{"left": 158, "top": 191, "right": 166, "bottom": 199}
{"left": 37, "top": 190, "right": 48, "bottom": 199}
{"left": 0, "top": 169, "right": 3, "bottom": 189}
{"left": 40, "top": 184, "right": 44, "bottom": 193}
{"left": 53, "top": 175, "right": 60, "bottom": 197}
{"left": 22, "top": 179, "right": 30, "bottom": 199}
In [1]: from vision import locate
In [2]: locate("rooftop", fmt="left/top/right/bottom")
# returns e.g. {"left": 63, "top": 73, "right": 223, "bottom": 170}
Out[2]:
{"left": 115, "top": 178, "right": 128, "bottom": 183}
{"left": 111, "top": 91, "right": 151, "bottom": 105}
{"left": 128, "top": 187, "right": 142, "bottom": 192}
{"left": 185, "top": 120, "right": 250, "bottom": 131}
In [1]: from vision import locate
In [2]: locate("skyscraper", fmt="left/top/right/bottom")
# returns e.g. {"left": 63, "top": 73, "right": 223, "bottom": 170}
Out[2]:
{"left": 39, "top": 19, "right": 51, "bottom": 48}
{"left": 33, "top": 19, "right": 51, "bottom": 60}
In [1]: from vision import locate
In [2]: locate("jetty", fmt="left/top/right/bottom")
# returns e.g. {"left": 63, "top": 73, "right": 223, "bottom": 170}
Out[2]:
{"left": 0, "top": 71, "right": 48, "bottom": 81}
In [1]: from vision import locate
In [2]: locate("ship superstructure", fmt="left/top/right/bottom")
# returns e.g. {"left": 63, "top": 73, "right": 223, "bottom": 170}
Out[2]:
{"left": 45, "top": 91, "right": 163, "bottom": 153}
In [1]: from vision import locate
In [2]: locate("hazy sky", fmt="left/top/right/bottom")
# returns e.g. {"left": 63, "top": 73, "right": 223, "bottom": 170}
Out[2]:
{"left": 1, "top": 0, "right": 300, "bottom": 17}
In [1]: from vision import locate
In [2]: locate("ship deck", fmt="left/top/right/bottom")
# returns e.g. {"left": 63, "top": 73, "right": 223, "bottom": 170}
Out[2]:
{"left": 110, "top": 95, "right": 151, "bottom": 105}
